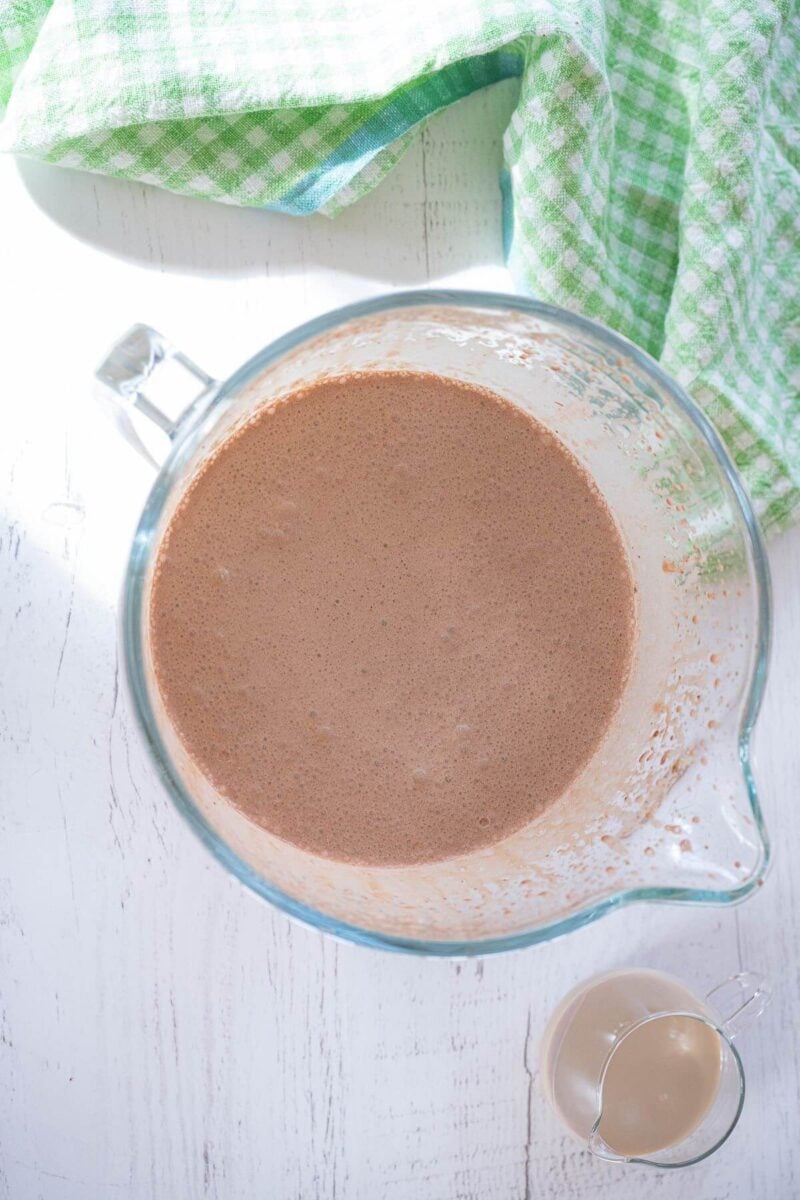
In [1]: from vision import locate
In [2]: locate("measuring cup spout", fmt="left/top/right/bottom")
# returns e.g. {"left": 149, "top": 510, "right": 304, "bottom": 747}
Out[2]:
{"left": 587, "top": 1126, "right": 626, "bottom": 1164}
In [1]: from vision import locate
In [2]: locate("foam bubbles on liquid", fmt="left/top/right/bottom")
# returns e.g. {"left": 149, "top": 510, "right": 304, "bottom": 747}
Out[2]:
{"left": 149, "top": 370, "right": 636, "bottom": 866}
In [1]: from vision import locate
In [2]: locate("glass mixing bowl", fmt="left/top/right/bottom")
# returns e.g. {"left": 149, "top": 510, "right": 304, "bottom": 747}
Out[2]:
{"left": 96, "top": 291, "right": 771, "bottom": 954}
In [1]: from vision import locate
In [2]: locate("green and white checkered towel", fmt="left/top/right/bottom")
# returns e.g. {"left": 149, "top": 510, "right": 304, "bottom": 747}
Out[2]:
{"left": 2, "top": 1, "right": 798, "bottom": 527}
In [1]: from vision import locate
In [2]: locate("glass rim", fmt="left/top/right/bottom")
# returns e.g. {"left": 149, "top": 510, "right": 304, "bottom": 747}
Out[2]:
{"left": 121, "top": 288, "right": 772, "bottom": 956}
{"left": 589, "top": 1009, "right": 746, "bottom": 1169}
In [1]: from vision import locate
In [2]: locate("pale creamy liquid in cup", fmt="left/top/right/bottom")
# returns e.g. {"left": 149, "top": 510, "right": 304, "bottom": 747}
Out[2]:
{"left": 148, "top": 370, "right": 637, "bottom": 867}
{"left": 541, "top": 969, "right": 723, "bottom": 1159}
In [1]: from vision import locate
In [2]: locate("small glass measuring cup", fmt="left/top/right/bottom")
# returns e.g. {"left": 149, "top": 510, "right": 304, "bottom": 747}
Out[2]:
{"left": 541, "top": 967, "right": 770, "bottom": 1168}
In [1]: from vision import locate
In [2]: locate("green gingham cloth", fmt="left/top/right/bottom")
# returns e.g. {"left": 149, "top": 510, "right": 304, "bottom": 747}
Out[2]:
{"left": 2, "top": 1, "right": 798, "bottom": 527}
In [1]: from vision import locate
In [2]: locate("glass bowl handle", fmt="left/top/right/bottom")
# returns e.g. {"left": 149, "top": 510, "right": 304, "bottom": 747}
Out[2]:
{"left": 94, "top": 324, "right": 219, "bottom": 466}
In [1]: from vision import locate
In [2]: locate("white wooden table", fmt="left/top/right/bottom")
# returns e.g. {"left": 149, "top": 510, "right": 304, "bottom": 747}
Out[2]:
{"left": 2, "top": 83, "right": 799, "bottom": 1200}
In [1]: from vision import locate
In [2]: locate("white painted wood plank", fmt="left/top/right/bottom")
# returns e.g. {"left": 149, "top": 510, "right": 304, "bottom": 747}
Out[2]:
{"left": 0, "top": 81, "right": 796, "bottom": 1199}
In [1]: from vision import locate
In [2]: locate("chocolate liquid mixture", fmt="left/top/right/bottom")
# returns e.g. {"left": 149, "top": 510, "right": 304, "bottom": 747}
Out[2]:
{"left": 149, "top": 371, "right": 636, "bottom": 865}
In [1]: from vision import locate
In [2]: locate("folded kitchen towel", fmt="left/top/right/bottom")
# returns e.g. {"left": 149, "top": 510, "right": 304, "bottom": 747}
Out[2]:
{"left": 2, "top": 0, "right": 798, "bottom": 527}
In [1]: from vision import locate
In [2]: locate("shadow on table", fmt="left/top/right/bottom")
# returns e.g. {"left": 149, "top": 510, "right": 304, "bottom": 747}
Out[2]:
{"left": 15, "top": 84, "right": 514, "bottom": 285}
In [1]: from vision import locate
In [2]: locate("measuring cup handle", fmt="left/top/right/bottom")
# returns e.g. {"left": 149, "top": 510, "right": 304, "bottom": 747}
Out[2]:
{"left": 705, "top": 971, "right": 771, "bottom": 1039}
{"left": 94, "top": 324, "right": 219, "bottom": 466}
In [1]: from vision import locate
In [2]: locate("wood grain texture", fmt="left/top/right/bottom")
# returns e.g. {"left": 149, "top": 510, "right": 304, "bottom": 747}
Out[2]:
{"left": 1, "top": 81, "right": 798, "bottom": 1199}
